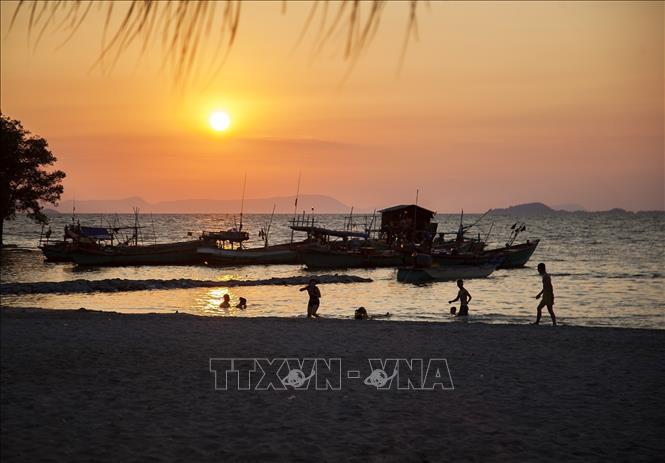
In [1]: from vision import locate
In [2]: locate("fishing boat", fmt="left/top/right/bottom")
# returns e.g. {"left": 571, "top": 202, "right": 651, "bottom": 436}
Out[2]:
{"left": 299, "top": 245, "right": 407, "bottom": 269}
{"left": 197, "top": 242, "right": 301, "bottom": 266}
{"left": 397, "top": 263, "right": 497, "bottom": 283}
{"left": 196, "top": 202, "right": 310, "bottom": 266}
{"left": 433, "top": 213, "right": 539, "bottom": 269}
{"left": 68, "top": 239, "right": 210, "bottom": 266}
{"left": 67, "top": 209, "right": 224, "bottom": 266}
{"left": 39, "top": 224, "right": 114, "bottom": 262}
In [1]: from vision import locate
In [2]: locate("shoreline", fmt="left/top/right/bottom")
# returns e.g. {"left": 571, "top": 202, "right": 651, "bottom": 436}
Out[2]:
{"left": 1, "top": 305, "right": 663, "bottom": 332}
{"left": 2, "top": 305, "right": 664, "bottom": 461}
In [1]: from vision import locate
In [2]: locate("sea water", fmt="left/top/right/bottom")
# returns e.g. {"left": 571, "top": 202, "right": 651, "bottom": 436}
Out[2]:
{"left": 1, "top": 212, "right": 663, "bottom": 329}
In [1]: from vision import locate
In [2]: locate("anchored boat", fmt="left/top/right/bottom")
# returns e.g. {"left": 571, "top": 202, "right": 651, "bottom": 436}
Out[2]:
{"left": 397, "top": 263, "right": 497, "bottom": 283}
{"left": 298, "top": 245, "right": 407, "bottom": 269}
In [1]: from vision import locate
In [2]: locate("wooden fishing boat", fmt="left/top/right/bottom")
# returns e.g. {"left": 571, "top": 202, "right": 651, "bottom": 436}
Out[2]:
{"left": 197, "top": 242, "right": 302, "bottom": 266}
{"left": 299, "top": 246, "right": 407, "bottom": 269}
{"left": 69, "top": 239, "right": 209, "bottom": 266}
{"left": 39, "top": 225, "right": 114, "bottom": 262}
{"left": 397, "top": 263, "right": 497, "bottom": 283}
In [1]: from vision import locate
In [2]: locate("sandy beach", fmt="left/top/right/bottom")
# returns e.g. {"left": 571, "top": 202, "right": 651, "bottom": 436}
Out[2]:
{"left": 1, "top": 307, "right": 663, "bottom": 462}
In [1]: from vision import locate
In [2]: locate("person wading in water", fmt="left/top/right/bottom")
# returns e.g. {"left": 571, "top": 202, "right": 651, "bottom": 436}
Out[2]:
{"left": 300, "top": 278, "right": 321, "bottom": 318}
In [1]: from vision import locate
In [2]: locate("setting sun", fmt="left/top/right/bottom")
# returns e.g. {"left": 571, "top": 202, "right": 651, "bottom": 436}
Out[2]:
{"left": 209, "top": 111, "right": 231, "bottom": 131}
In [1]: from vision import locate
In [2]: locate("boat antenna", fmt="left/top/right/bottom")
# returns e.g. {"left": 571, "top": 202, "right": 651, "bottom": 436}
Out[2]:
{"left": 239, "top": 172, "right": 247, "bottom": 232}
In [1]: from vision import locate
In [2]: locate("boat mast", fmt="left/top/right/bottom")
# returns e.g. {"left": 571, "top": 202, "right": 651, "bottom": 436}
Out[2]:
{"left": 290, "top": 172, "right": 301, "bottom": 243}
{"left": 414, "top": 189, "right": 419, "bottom": 244}
{"left": 239, "top": 173, "right": 247, "bottom": 232}
{"left": 265, "top": 203, "right": 276, "bottom": 248}
{"left": 133, "top": 207, "right": 140, "bottom": 246}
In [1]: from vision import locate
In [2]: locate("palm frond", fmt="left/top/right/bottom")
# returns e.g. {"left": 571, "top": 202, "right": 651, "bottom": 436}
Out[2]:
{"left": 8, "top": 0, "right": 421, "bottom": 84}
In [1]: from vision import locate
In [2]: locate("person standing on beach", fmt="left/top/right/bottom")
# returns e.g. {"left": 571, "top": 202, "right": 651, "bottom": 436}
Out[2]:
{"left": 449, "top": 279, "right": 472, "bottom": 316}
{"left": 300, "top": 279, "right": 321, "bottom": 318}
{"left": 534, "top": 263, "right": 557, "bottom": 326}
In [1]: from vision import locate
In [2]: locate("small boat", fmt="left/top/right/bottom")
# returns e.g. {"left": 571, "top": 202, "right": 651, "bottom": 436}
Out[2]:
{"left": 397, "top": 263, "right": 497, "bottom": 283}
{"left": 299, "top": 246, "right": 407, "bottom": 269}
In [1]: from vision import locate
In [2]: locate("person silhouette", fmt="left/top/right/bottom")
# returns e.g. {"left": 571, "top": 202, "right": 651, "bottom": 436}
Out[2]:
{"left": 449, "top": 279, "right": 472, "bottom": 316}
{"left": 235, "top": 297, "right": 247, "bottom": 310}
{"left": 534, "top": 263, "right": 556, "bottom": 326}
{"left": 219, "top": 294, "right": 231, "bottom": 309}
{"left": 300, "top": 278, "right": 321, "bottom": 318}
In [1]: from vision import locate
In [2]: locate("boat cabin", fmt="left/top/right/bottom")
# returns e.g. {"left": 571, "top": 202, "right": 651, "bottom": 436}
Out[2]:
{"left": 378, "top": 204, "right": 437, "bottom": 246}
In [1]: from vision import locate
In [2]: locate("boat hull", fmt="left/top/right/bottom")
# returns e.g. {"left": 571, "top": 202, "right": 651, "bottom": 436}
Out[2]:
{"left": 39, "top": 242, "right": 73, "bottom": 262}
{"left": 397, "top": 264, "right": 497, "bottom": 283}
{"left": 197, "top": 245, "right": 299, "bottom": 266}
{"left": 299, "top": 248, "right": 407, "bottom": 269}
{"left": 483, "top": 240, "right": 539, "bottom": 269}
{"left": 69, "top": 240, "right": 205, "bottom": 266}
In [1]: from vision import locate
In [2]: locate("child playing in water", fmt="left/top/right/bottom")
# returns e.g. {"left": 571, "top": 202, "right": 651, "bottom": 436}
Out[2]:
{"left": 235, "top": 297, "right": 247, "bottom": 310}
{"left": 449, "top": 279, "right": 472, "bottom": 316}
{"left": 219, "top": 294, "right": 231, "bottom": 309}
{"left": 300, "top": 279, "right": 321, "bottom": 318}
{"left": 354, "top": 307, "right": 391, "bottom": 320}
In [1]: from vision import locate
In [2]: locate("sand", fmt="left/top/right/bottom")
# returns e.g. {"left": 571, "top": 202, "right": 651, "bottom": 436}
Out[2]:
{"left": 1, "top": 307, "right": 664, "bottom": 462}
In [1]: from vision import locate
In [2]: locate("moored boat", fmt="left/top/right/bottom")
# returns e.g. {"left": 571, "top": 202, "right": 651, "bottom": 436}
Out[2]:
{"left": 69, "top": 239, "right": 208, "bottom": 266}
{"left": 39, "top": 224, "right": 114, "bottom": 262}
{"left": 197, "top": 243, "right": 300, "bottom": 266}
{"left": 299, "top": 246, "right": 407, "bottom": 269}
{"left": 397, "top": 263, "right": 497, "bottom": 283}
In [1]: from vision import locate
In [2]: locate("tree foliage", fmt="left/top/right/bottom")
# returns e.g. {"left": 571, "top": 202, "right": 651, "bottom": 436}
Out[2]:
{"left": 0, "top": 114, "right": 66, "bottom": 245}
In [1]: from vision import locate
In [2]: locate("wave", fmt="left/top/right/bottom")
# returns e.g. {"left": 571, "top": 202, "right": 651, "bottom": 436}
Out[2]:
{"left": 0, "top": 275, "right": 372, "bottom": 295}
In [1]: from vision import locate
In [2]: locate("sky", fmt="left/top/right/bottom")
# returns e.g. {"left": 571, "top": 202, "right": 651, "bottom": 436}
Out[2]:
{"left": 1, "top": 1, "right": 663, "bottom": 212}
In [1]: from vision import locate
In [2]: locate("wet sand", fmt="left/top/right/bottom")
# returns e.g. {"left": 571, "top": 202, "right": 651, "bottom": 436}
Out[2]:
{"left": 1, "top": 307, "right": 664, "bottom": 462}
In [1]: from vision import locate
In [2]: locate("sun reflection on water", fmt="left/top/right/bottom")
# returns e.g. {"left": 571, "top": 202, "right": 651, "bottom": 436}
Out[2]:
{"left": 199, "top": 288, "right": 243, "bottom": 316}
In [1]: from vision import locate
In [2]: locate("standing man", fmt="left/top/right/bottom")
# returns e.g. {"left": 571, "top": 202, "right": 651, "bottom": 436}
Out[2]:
{"left": 449, "top": 279, "right": 472, "bottom": 316}
{"left": 300, "top": 278, "right": 321, "bottom": 318}
{"left": 534, "top": 263, "right": 557, "bottom": 326}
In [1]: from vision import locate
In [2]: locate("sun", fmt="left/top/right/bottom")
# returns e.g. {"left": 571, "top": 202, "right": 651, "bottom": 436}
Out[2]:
{"left": 209, "top": 111, "right": 231, "bottom": 131}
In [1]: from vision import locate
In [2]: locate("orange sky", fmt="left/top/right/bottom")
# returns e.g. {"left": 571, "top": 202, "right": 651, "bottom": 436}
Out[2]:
{"left": 1, "top": 1, "right": 663, "bottom": 211}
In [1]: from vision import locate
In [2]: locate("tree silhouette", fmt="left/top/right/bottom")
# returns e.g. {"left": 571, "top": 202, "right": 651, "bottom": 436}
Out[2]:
{"left": 0, "top": 114, "right": 66, "bottom": 246}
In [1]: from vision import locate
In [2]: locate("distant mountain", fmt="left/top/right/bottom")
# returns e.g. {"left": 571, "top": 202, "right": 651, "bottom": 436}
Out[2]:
{"left": 491, "top": 202, "right": 635, "bottom": 216}
{"left": 56, "top": 195, "right": 354, "bottom": 214}
{"left": 552, "top": 203, "right": 586, "bottom": 212}
{"left": 491, "top": 202, "right": 558, "bottom": 216}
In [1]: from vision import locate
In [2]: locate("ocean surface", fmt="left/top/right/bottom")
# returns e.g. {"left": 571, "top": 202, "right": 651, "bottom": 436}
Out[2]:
{"left": 1, "top": 212, "right": 664, "bottom": 329}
